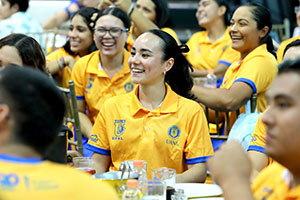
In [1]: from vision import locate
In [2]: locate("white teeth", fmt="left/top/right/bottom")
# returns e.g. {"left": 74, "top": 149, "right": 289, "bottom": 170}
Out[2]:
{"left": 132, "top": 69, "right": 144, "bottom": 73}
{"left": 102, "top": 42, "right": 114, "bottom": 47}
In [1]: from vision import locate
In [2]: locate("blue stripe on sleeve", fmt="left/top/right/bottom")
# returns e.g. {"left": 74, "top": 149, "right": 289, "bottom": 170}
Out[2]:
{"left": 234, "top": 78, "right": 257, "bottom": 93}
{"left": 76, "top": 96, "right": 84, "bottom": 100}
{"left": 0, "top": 154, "right": 42, "bottom": 164}
{"left": 218, "top": 60, "right": 232, "bottom": 66}
{"left": 247, "top": 145, "right": 265, "bottom": 153}
{"left": 186, "top": 155, "right": 213, "bottom": 164}
{"left": 86, "top": 144, "right": 111, "bottom": 155}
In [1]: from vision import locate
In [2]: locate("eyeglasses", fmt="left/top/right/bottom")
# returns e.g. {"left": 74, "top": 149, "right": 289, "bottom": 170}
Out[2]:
{"left": 94, "top": 27, "right": 129, "bottom": 38}
{"left": 295, "top": 6, "right": 300, "bottom": 14}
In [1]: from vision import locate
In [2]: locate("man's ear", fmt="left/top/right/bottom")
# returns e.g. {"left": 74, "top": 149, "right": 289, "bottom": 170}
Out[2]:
{"left": 0, "top": 104, "right": 10, "bottom": 123}
{"left": 11, "top": 3, "right": 19, "bottom": 13}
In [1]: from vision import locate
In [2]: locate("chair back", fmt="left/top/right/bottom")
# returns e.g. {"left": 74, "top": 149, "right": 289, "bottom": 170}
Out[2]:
{"left": 272, "top": 18, "right": 291, "bottom": 42}
{"left": 208, "top": 94, "right": 257, "bottom": 140}
{"left": 58, "top": 80, "right": 83, "bottom": 155}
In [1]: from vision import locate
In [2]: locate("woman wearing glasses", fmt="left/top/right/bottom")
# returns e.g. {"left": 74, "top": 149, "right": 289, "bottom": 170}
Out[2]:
{"left": 46, "top": 7, "right": 98, "bottom": 88}
{"left": 71, "top": 7, "right": 133, "bottom": 156}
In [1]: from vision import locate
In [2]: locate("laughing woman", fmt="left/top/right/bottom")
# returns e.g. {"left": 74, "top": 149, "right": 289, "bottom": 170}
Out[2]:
{"left": 192, "top": 3, "right": 278, "bottom": 128}
{"left": 71, "top": 7, "right": 134, "bottom": 156}
{"left": 46, "top": 7, "right": 98, "bottom": 88}
{"left": 87, "top": 30, "right": 214, "bottom": 183}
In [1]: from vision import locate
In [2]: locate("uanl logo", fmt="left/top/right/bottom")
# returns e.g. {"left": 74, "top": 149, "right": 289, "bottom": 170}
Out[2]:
{"left": 113, "top": 120, "right": 126, "bottom": 140}
{"left": 85, "top": 78, "right": 94, "bottom": 94}
{"left": 166, "top": 125, "right": 180, "bottom": 146}
{"left": 90, "top": 134, "right": 98, "bottom": 143}
{"left": 124, "top": 82, "right": 134, "bottom": 93}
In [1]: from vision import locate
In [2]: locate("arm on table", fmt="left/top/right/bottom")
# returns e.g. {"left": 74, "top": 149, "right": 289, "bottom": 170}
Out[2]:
{"left": 192, "top": 81, "right": 253, "bottom": 112}
{"left": 207, "top": 141, "right": 254, "bottom": 200}
{"left": 93, "top": 153, "right": 111, "bottom": 173}
{"left": 247, "top": 150, "right": 269, "bottom": 183}
{"left": 176, "top": 163, "right": 207, "bottom": 183}
{"left": 77, "top": 99, "right": 93, "bottom": 138}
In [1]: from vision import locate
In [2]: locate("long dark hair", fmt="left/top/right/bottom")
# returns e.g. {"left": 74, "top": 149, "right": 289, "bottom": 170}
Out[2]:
{"left": 0, "top": 34, "right": 46, "bottom": 72}
{"left": 247, "top": 3, "right": 276, "bottom": 57}
{"left": 147, "top": 29, "right": 196, "bottom": 101}
{"left": 63, "top": 7, "right": 99, "bottom": 56}
{"left": 215, "top": 0, "right": 230, "bottom": 26}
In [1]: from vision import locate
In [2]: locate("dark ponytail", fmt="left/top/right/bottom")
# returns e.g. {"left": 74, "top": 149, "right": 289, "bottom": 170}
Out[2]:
{"left": 147, "top": 29, "right": 197, "bottom": 101}
{"left": 247, "top": 3, "right": 276, "bottom": 58}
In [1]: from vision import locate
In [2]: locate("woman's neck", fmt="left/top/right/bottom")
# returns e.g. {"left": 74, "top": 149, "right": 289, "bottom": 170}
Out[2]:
{"left": 99, "top": 52, "right": 124, "bottom": 79}
{"left": 206, "top": 20, "right": 227, "bottom": 42}
{"left": 138, "top": 81, "right": 166, "bottom": 111}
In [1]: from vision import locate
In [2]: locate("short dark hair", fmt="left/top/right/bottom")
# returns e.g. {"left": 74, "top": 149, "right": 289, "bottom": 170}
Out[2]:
{"left": 0, "top": 66, "right": 65, "bottom": 155}
{"left": 7, "top": 0, "right": 29, "bottom": 12}
{"left": 283, "top": 39, "right": 300, "bottom": 57}
{"left": 147, "top": 29, "right": 196, "bottom": 101}
{"left": 0, "top": 34, "right": 46, "bottom": 73}
{"left": 278, "top": 57, "right": 300, "bottom": 76}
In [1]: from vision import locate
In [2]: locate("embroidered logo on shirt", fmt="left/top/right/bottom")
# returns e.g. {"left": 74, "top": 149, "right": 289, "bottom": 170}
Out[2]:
{"left": 90, "top": 134, "right": 98, "bottom": 143}
{"left": 113, "top": 120, "right": 126, "bottom": 140}
{"left": 166, "top": 125, "right": 180, "bottom": 146}
{"left": 124, "top": 82, "right": 134, "bottom": 93}
{"left": 85, "top": 78, "right": 94, "bottom": 94}
{"left": 251, "top": 135, "right": 257, "bottom": 142}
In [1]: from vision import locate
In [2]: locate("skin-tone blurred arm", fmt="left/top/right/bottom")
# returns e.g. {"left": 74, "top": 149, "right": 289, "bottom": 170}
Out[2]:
{"left": 77, "top": 99, "right": 93, "bottom": 138}
{"left": 208, "top": 141, "right": 254, "bottom": 200}
{"left": 106, "top": 0, "right": 158, "bottom": 36}
{"left": 42, "top": 3, "right": 80, "bottom": 29}
{"left": 176, "top": 163, "right": 207, "bottom": 183}
{"left": 190, "top": 63, "right": 229, "bottom": 79}
{"left": 46, "top": 56, "right": 77, "bottom": 75}
{"left": 247, "top": 151, "right": 269, "bottom": 183}
{"left": 192, "top": 81, "right": 253, "bottom": 112}
{"left": 93, "top": 153, "right": 111, "bottom": 173}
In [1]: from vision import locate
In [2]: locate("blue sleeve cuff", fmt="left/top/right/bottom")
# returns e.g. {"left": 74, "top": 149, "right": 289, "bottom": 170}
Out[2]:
{"left": 247, "top": 145, "right": 265, "bottom": 153}
{"left": 218, "top": 60, "right": 232, "bottom": 66}
{"left": 76, "top": 96, "right": 84, "bottom": 100}
{"left": 234, "top": 78, "right": 257, "bottom": 93}
{"left": 186, "top": 155, "right": 213, "bottom": 164}
{"left": 86, "top": 144, "right": 111, "bottom": 155}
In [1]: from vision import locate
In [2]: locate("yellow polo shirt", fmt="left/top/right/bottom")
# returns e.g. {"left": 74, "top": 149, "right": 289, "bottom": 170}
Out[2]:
{"left": 221, "top": 44, "right": 277, "bottom": 129}
{"left": 248, "top": 114, "right": 266, "bottom": 153}
{"left": 126, "top": 26, "right": 180, "bottom": 52}
{"left": 71, "top": 50, "right": 134, "bottom": 124}
{"left": 46, "top": 48, "right": 80, "bottom": 88}
{"left": 277, "top": 36, "right": 300, "bottom": 63}
{"left": 252, "top": 162, "right": 300, "bottom": 199}
{"left": 87, "top": 84, "right": 214, "bottom": 177}
{"left": 185, "top": 28, "right": 240, "bottom": 71}
{"left": 0, "top": 154, "right": 118, "bottom": 200}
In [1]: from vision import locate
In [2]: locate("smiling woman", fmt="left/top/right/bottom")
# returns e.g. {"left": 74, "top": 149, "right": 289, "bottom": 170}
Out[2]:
{"left": 46, "top": 7, "right": 98, "bottom": 89}
{"left": 71, "top": 7, "right": 134, "bottom": 157}
{"left": 192, "top": 3, "right": 278, "bottom": 133}
{"left": 87, "top": 29, "right": 214, "bottom": 183}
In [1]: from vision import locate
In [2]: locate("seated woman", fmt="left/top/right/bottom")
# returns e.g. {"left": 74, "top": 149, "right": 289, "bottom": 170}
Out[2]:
{"left": 0, "top": 33, "right": 46, "bottom": 73}
{"left": 46, "top": 7, "right": 99, "bottom": 88}
{"left": 192, "top": 3, "right": 278, "bottom": 132}
{"left": 186, "top": 0, "right": 240, "bottom": 79}
{"left": 87, "top": 30, "right": 214, "bottom": 183}
{"left": 71, "top": 7, "right": 134, "bottom": 156}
